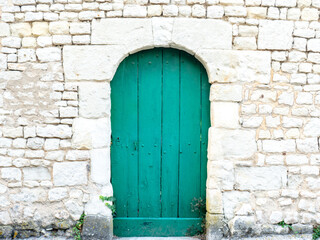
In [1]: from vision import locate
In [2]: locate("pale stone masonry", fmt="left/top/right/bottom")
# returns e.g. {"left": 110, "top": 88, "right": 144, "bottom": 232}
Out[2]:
{"left": 1, "top": 0, "right": 320, "bottom": 239}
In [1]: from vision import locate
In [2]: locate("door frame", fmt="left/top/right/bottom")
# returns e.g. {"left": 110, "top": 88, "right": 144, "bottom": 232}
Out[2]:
{"left": 64, "top": 18, "right": 271, "bottom": 240}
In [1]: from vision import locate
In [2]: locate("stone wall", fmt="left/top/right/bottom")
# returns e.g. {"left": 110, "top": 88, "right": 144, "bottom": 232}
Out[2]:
{"left": 0, "top": 0, "right": 320, "bottom": 239}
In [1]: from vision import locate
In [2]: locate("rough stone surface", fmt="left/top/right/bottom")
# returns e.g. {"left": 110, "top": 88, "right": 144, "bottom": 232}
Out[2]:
{"left": 53, "top": 162, "right": 88, "bottom": 186}
{"left": 63, "top": 45, "right": 127, "bottom": 81}
{"left": 197, "top": 50, "right": 271, "bottom": 83}
{"left": 208, "top": 128, "right": 257, "bottom": 160}
{"left": 82, "top": 215, "right": 112, "bottom": 240}
{"left": 258, "top": 20, "right": 294, "bottom": 50}
{"left": 235, "top": 167, "right": 287, "bottom": 190}
{"left": 172, "top": 19, "right": 232, "bottom": 51}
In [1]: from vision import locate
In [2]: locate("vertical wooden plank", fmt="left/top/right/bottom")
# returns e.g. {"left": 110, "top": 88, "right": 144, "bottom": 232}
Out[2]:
{"left": 200, "top": 66, "right": 210, "bottom": 200}
{"left": 161, "top": 48, "right": 180, "bottom": 217}
{"left": 111, "top": 54, "right": 139, "bottom": 217}
{"left": 179, "top": 51, "right": 201, "bottom": 218}
{"left": 138, "top": 49, "right": 162, "bottom": 217}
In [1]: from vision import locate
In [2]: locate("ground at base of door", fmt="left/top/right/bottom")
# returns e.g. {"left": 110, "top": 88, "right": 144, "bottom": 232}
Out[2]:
{"left": 15, "top": 234, "right": 313, "bottom": 240}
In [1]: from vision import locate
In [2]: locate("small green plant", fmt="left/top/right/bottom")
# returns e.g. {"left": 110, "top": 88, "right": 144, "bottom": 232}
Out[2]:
{"left": 99, "top": 195, "right": 116, "bottom": 217}
{"left": 186, "top": 197, "right": 206, "bottom": 239}
{"left": 278, "top": 220, "right": 298, "bottom": 234}
{"left": 72, "top": 212, "right": 85, "bottom": 240}
{"left": 313, "top": 225, "right": 320, "bottom": 240}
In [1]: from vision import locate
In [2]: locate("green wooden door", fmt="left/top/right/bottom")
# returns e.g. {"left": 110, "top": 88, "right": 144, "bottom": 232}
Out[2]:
{"left": 111, "top": 48, "right": 210, "bottom": 237}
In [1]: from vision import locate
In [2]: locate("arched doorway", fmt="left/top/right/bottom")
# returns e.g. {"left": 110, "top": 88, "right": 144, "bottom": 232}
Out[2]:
{"left": 111, "top": 48, "right": 210, "bottom": 237}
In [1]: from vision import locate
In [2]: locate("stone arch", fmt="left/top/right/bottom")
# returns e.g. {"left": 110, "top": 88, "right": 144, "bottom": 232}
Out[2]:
{"left": 62, "top": 18, "right": 271, "bottom": 239}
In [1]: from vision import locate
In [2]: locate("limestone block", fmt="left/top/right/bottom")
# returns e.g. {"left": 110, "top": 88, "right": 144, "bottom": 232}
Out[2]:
{"left": 308, "top": 39, "right": 320, "bottom": 52}
{"left": 276, "top": 0, "right": 297, "bottom": 6}
{"left": 59, "top": 106, "right": 78, "bottom": 118}
{"left": 207, "top": 160, "right": 234, "bottom": 190}
{"left": 298, "top": 199, "right": 316, "bottom": 212}
{"left": 258, "top": 20, "right": 294, "bottom": 50}
{"left": 53, "top": 162, "right": 87, "bottom": 186}
{"left": 211, "top": 102, "right": 240, "bottom": 129}
{"left": 278, "top": 92, "right": 294, "bottom": 105}
{"left": 25, "top": 12, "right": 43, "bottom": 21}
{"left": 0, "top": 211, "right": 11, "bottom": 225}
{"left": 65, "top": 200, "right": 84, "bottom": 220}
{"left": 208, "top": 128, "right": 256, "bottom": 160}
{"left": 52, "top": 35, "right": 72, "bottom": 45}
{"left": 79, "top": 82, "right": 110, "bottom": 118}
{"left": 262, "top": 140, "right": 296, "bottom": 153}
{"left": 313, "top": 0, "right": 320, "bottom": 7}
{"left": 13, "top": 158, "right": 30, "bottom": 167}
{"left": 297, "top": 138, "right": 319, "bottom": 153}
{"left": 10, "top": 23, "right": 32, "bottom": 37}
{"left": 0, "top": 196, "right": 10, "bottom": 208}
{"left": 147, "top": 5, "right": 162, "bottom": 17}
{"left": 235, "top": 167, "right": 287, "bottom": 190}
{"left": 63, "top": 45, "right": 127, "bottom": 81}
{"left": 304, "top": 118, "right": 320, "bottom": 137}
{"left": 234, "top": 37, "right": 257, "bottom": 50}
{"left": 49, "top": 21, "right": 69, "bottom": 35}
{"left": 22, "top": 37, "right": 36, "bottom": 48}
{"left": 152, "top": 18, "right": 174, "bottom": 47}
{"left": 197, "top": 50, "right": 271, "bottom": 84}
{"left": 301, "top": 8, "right": 319, "bottom": 20}
{"left": 2, "top": 37, "right": 21, "bottom": 48}
{"left": 85, "top": 185, "right": 113, "bottom": 216}
{"left": 296, "top": 92, "right": 313, "bottom": 104}
{"left": 37, "top": 36, "right": 52, "bottom": 47}
{"left": 265, "top": 155, "right": 284, "bottom": 165}
{"left": 36, "top": 125, "right": 72, "bottom": 139}
{"left": 36, "top": 47, "right": 61, "bottom": 62}
{"left": 90, "top": 148, "right": 110, "bottom": 185}
{"left": 0, "top": 138, "right": 12, "bottom": 148}
{"left": 223, "top": 191, "right": 250, "bottom": 220}
{"left": 66, "top": 150, "right": 90, "bottom": 161}
{"left": 0, "top": 54, "right": 6, "bottom": 70}
{"left": 229, "top": 216, "right": 256, "bottom": 237}
{"left": 92, "top": 18, "right": 153, "bottom": 53}
{"left": 0, "top": 156, "right": 12, "bottom": 167}
{"left": 1, "top": 168, "right": 21, "bottom": 181}
{"left": 27, "top": 138, "right": 44, "bottom": 150}
{"left": 123, "top": 5, "right": 147, "bottom": 17}
{"left": 179, "top": 6, "right": 192, "bottom": 17}
{"left": 0, "top": 23, "right": 10, "bottom": 37}
{"left": 0, "top": 184, "right": 7, "bottom": 194}
{"left": 48, "top": 188, "right": 68, "bottom": 201}
{"left": 70, "top": 22, "right": 90, "bottom": 35}
{"left": 282, "top": 117, "right": 303, "bottom": 128}
{"left": 207, "top": 189, "right": 223, "bottom": 214}
{"left": 172, "top": 19, "right": 232, "bottom": 52}
{"left": 23, "top": 167, "right": 50, "bottom": 181}
{"left": 18, "top": 49, "right": 36, "bottom": 62}
{"left": 162, "top": 5, "right": 178, "bottom": 16}
{"left": 286, "top": 154, "right": 309, "bottom": 165}
{"left": 210, "top": 84, "right": 243, "bottom": 102}
{"left": 72, "top": 118, "right": 111, "bottom": 149}
{"left": 207, "top": 6, "right": 224, "bottom": 18}
{"left": 301, "top": 166, "right": 319, "bottom": 175}
{"left": 225, "top": 6, "right": 247, "bottom": 16}
{"left": 2, "top": 127, "right": 23, "bottom": 138}
{"left": 311, "top": 154, "right": 320, "bottom": 165}
{"left": 32, "top": 22, "right": 48, "bottom": 36}
{"left": 243, "top": 116, "right": 264, "bottom": 128}
{"left": 45, "top": 151, "right": 64, "bottom": 161}
{"left": 82, "top": 215, "right": 113, "bottom": 240}
{"left": 24, "top": 127, "right": 36, "bottom": 138}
